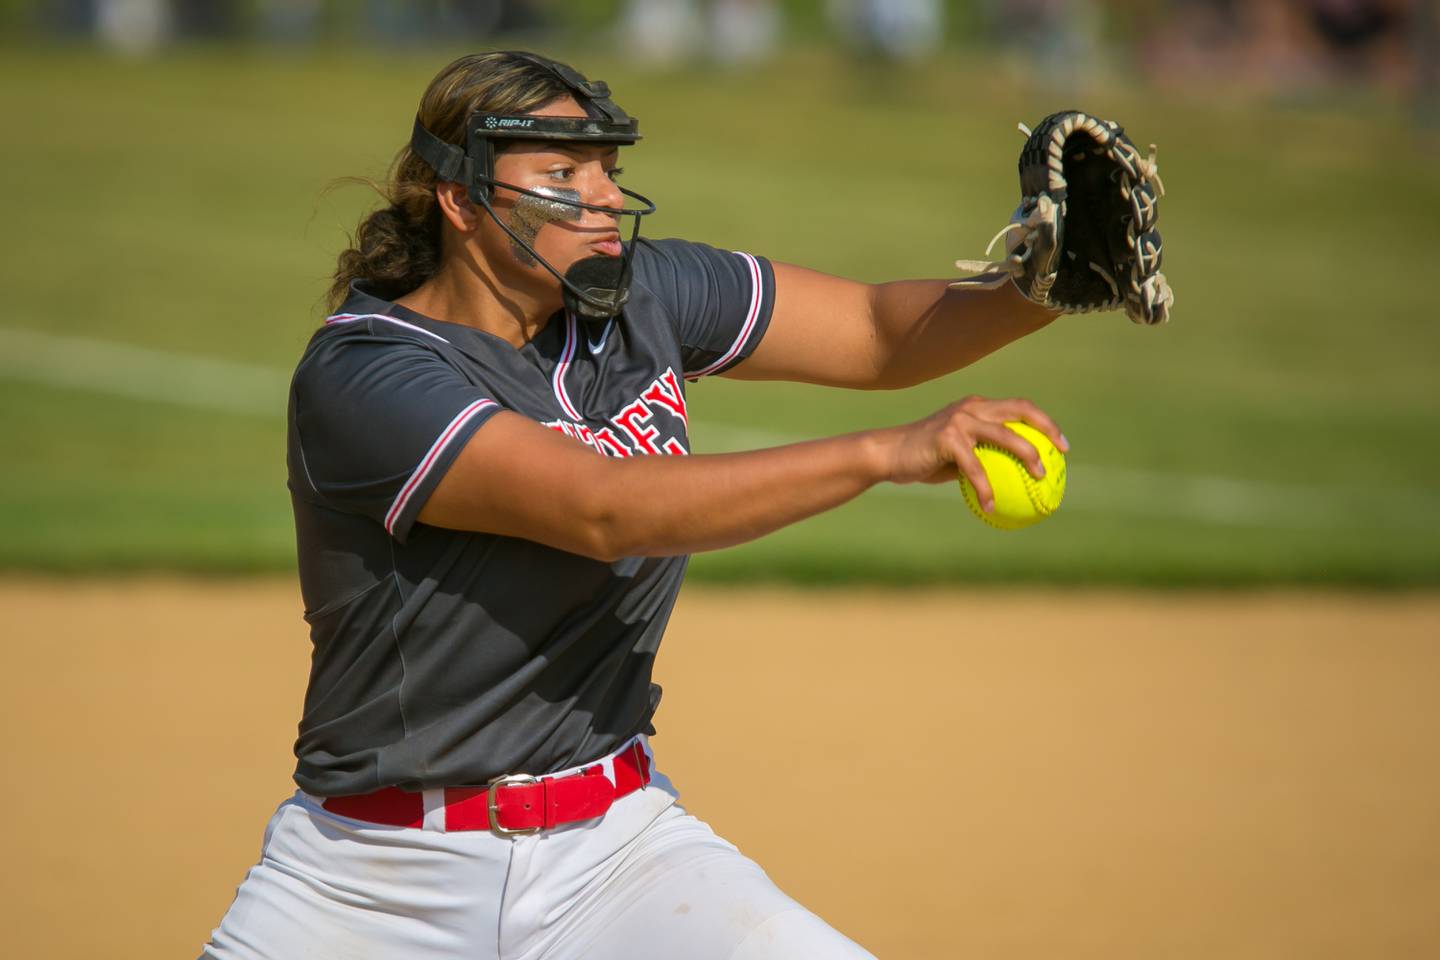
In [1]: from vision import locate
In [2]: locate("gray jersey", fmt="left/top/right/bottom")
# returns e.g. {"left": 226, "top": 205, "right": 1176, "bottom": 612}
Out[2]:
{"left": 286, "top": 238, "right": 775, "bottom": 796}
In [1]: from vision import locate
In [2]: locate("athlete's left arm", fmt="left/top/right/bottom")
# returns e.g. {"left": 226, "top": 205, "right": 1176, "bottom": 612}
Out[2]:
{"left": 724, "top": 262, "right": 1060, "bottom": 390}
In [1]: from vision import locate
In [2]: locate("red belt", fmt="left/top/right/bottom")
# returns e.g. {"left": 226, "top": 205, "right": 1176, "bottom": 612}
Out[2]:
{"left": 321, "top": 740, "right": 652, "bottom": 836}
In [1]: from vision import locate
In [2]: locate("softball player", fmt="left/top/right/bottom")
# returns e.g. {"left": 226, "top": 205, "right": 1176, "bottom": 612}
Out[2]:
{"left": 201, "top": 51, "right": 1065, "bottom": 960}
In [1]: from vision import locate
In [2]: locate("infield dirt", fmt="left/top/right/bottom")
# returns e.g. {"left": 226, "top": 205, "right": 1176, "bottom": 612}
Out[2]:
{"left": 2, "top": 579, "right": 1436, "bottom": 959}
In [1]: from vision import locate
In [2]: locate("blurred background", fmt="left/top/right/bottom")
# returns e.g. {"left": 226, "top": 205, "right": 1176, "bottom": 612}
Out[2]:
{"left": 2, "top": 5, "right": 1440, "bottom": 960}
{"left": 0, "top": 0, "right": 1437, "bottom": 583}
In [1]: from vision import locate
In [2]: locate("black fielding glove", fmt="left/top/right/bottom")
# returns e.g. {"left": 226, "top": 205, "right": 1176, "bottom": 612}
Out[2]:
{"left": 954, "top": 110, "right": 1174, "bottom": 326}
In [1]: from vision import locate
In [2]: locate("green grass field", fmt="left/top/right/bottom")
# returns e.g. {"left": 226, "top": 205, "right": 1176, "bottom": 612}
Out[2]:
{"left": 3, "top": 46, "right": 1438, "bottom": 583}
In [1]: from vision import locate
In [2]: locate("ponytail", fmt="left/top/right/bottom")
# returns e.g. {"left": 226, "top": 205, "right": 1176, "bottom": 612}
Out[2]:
{"left": 326, "top": 167, "right": 442, "bottom": 312}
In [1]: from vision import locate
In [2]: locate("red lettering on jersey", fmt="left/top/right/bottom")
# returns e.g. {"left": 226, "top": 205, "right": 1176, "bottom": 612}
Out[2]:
{"left": 592, "top": 426, "right": 633, "bottom": 458}
{"left": 661, "top": 437, "right": 688, "bottom": 456}
{"left": 543, "top": 418, "right": 606, "bottom": 454}
{"left": 613, "top": 400, "right": 661, "bottom": 455}
{"left": 573, "top": 423, "right": 600, "bottom": 452}
{"left": 641, "top": 367, "right": 689, "bottom": 425}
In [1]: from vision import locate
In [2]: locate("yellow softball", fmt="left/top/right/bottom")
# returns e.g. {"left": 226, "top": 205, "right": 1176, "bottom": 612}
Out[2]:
{"left": 958, "top": 421, "right": 1067, "bottom": 530}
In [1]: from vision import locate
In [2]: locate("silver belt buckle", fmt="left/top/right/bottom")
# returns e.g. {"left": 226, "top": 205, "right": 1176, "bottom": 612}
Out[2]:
{"left": 486, "top": 773, "right": 542, "bottom": 836}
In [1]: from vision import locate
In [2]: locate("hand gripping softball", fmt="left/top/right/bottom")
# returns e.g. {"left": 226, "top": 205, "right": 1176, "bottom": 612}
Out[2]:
{"left": 954, "top": 110, "right": 1174, "bottom": 325}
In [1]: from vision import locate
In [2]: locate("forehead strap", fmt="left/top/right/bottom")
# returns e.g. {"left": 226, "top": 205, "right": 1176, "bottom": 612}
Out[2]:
{"left": 499, "top": 50, "right": 633, "bottom": 125}
{"left": 409, "top": 52, "right": 639, "bottom": 187}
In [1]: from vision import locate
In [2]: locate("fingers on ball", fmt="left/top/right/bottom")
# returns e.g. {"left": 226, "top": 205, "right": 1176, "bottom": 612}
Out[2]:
{"left": 953, "top": 445, "right": 995, "bottom": 511}
{"left": 996, "top": 398, "right": 1068, "bottom": 453}
{"left": 976, "top": 421, "right": 1045, "bottom": 479}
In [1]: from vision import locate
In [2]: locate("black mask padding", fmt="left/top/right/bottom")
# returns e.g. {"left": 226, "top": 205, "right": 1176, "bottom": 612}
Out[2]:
{"left": 563, "top": 256, "right": 629, "bottom": 321}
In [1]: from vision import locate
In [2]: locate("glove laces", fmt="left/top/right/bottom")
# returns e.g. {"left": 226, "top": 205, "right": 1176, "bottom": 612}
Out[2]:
{"left": 951, "top": 195, "right": 1058, "bottom": 289}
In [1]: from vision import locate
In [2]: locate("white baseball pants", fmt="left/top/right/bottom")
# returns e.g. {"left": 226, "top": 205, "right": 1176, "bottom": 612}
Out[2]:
{"left": 200, "top": 739, "right": 875, "bottom": 959}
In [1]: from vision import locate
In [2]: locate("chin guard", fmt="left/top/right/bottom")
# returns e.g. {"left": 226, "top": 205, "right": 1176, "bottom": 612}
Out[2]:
{"left": 408, "top": 52, "right": 655, "bottom": 320}
{"left": 564, "top": 256, "right": 629, "bottom": 320}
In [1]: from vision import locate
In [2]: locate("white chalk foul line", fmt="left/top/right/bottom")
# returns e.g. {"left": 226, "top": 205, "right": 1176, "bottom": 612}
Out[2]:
{"left": 3, "top": 326, "right": 1434, "bottom": 532}
{"left": 688, "top": 426, "right": 1436, "bottom": 534}
{"left": 0, "top": 326, "right": 289, "bottom": 417}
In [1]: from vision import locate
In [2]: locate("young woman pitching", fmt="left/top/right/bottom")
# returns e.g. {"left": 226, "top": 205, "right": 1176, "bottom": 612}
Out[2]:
{"left": 201, "top": 50, "right": 1066, "bottom": 960}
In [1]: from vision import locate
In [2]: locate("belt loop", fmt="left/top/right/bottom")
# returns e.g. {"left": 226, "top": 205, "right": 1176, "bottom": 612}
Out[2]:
{"left": 540, "top": 776, "right": 557, "bottom": 831}
{"left": 421, "top": 788, "right": 447, "bottom": 832}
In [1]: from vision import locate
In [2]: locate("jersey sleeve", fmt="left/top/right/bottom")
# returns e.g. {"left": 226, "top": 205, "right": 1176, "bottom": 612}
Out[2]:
{"left": 289, "top": 329, "right": 503, "bottom": 543}
{"left": 631, "top": 238, "right": 776, "bottom": 379}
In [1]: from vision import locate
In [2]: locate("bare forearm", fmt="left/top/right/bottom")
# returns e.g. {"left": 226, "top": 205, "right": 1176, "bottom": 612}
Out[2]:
{"left": 737, "top": 263, "right": 1058, "bottom": 389}
{"left": 583, "top": 432, "right": 890, "bottom": 559}
{"left": 422, "top": 398, "right": 1068, "bottom": 562}
{"left": 867, "top": 279, "right": 1058, "bottom": 389}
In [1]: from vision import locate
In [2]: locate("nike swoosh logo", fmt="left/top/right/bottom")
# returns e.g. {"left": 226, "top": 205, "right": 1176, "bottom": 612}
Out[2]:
{"left": 587, "top": 320, "right": 614, "bottom": 354}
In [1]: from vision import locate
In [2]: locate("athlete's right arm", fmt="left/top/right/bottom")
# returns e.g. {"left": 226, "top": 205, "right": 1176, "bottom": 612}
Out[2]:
{"left": 417, "top": 396, "right": 1065, "bottom": 561}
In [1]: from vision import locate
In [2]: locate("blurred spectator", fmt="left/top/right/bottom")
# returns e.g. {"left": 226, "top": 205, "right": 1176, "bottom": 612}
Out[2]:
{"left": 619, "top": 0, "right": 782, "bottom": 67}
{"left": 1306, "top": 0, "right": 1400, "bottom": 56}
{"left": 259, "top": 0, "right": 323, "bottom": 44}
{"left": 1141, "top": 0, "right": 1417, "bottom": 95}
{"left": 827, "top": 0, "right": 943, "bottom": 60}
{"left": 620, "top": 0, "right": 703, "bottom": 65}
{"left": 39, "top": 0, "right": 96, "bottom": 36}
{"left": 707, "top": 0, "right": 781, "bottom": 64}
{"left": 361, "top": 0, "right": 504, "bottom": 44}
{"left": 1303, "top": 0, "right": 1411, "bottom": 91}
{"left": 69, "top": 0, "right": 544, "bottom": 48}
{"left": 171, "top": 0, "right": 240, "bottom": 39}
{"left": 95, "top": 0, "right": 171, "bottom": 54}
{"left": 979, "top": 0, "right": 1102, "bottom": 87}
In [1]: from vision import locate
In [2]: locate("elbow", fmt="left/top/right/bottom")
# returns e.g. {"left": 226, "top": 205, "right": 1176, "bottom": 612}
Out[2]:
{"left": 581, "top": 529, "right": 630, "bottom": 565}
{"left": 571, "top": 486, "right": 645, "bottom": 563}
{"left": 864, "top": 364, "right": 935, "bottom": 391}
{"left": 569, "top": 511, "right": 628, "bottom": 563}
{"left": 865, "top": 369, "right": 921, "bottom": 391}
{"left": 566, "top": 459, "right": 691, "bottom": 562}
{"left": 583, "top": 521, "right": 664, "bottom": 564}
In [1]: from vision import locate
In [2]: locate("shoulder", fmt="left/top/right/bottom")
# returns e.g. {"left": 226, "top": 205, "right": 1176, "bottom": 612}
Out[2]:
{"left": 631, "top": 236, "right": 735, "bottom": 276}
{"left": 304, "top": 282, "right": 457, "bottom": 362}
{"left": 630, "top": 238, "right": 767, "bottom": 299}
{"left": 309, "top": 311, "right": 454, "bottom": 352}
{"left": 292, "top": 313, "right": 462, "bottom": 410}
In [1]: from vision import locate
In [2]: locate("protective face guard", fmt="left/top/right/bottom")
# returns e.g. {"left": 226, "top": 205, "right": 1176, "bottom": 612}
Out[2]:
{"left": 408, "top": 53, "right": 656, "bottom": 320}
